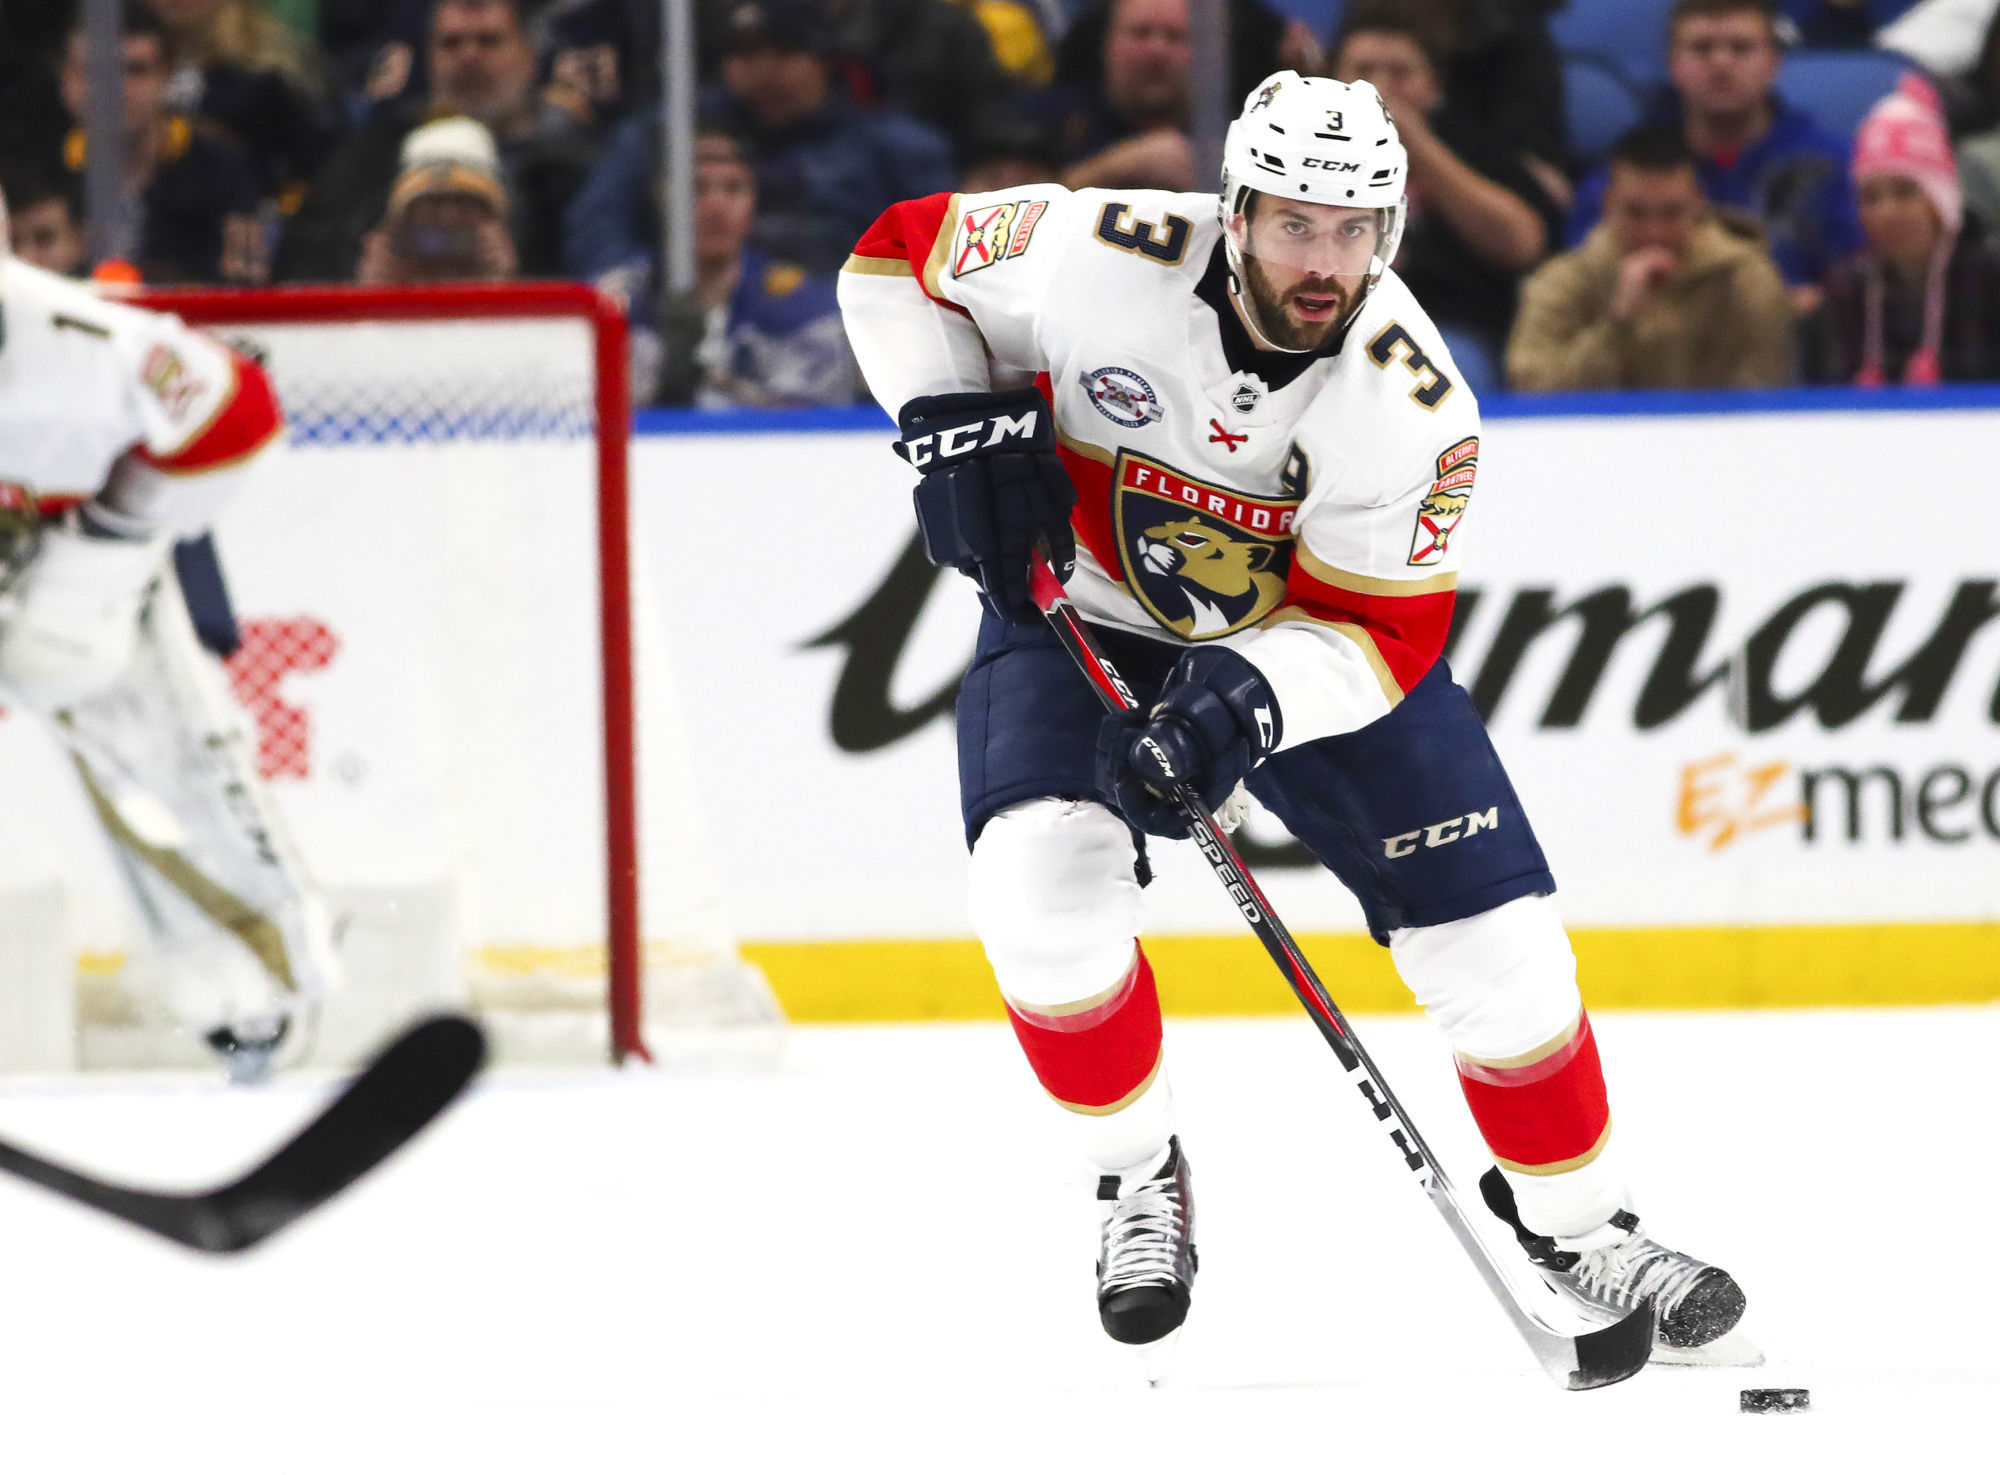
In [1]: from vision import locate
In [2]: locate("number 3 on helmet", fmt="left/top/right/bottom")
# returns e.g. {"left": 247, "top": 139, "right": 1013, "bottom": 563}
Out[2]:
{"left": 1219, "top": 71, "right": 1410, "bottom": 347}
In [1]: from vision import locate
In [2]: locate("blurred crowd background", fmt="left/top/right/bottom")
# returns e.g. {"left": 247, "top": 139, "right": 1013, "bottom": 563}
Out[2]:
{"left": 6, "top": 0, "right": 2000, "bottom": 407}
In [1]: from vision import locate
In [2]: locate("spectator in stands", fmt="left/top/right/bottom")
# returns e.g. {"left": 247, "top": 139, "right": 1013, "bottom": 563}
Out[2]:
{"left": 1042, "top": 0, "right": 1316, "bottom": 191}
{"left": 356, "top": 115, "right": 517, "bottom": 281}
{"left": 1331, "top": 4, "right": 1563, "bottom": 393}
{"left": 58, "top": 3, "right": 267, "bottom": 282}
{"left": 0, "top": 167, "right": 89, "bottom": 275}
{"left": 539, "top": 0, "right": 662, "bottom": 135}
{"left": 1876, "top": 0, "right": 2000, "bottom": 82}
{"left": 1781, "top": 0, "right": 1921, "bottom": 48}
{"left": 824, "top": 0, "right": 1022, "bottom": 152}
{"left": 959, "top": 109, "right": 1066, "bottom": 192}
{"left": 1435, "top": 0, "right": 1569, "bottom": 169}
{"left": 1954, "top": 9, "right": 2000, "bottom": 222}
{"left": 275, "top": 0, "right": 595, "bottom": 281}
{"left": 0, "top": 44, "right": 70, "bottom": 185}
{"left": 145, "top": 0, "right": 341, "bottom": 211}
{"left": 1567, "top": 0, "right": 1861, "bottom": 308}
{"left": 1508, "top": 127, "right": 1794, "bottom": 389}
{"left": 651, "top": 0, "right": 953, "bottom": 272}
{"left": 1807, "top": 78, "right": 2000, "bottom": 381}
{"left": 682, "top": 129, "right": 862, "bottom": 407}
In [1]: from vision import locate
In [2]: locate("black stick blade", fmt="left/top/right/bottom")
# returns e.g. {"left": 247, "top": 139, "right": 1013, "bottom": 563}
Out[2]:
{"left": 1567, "top": 1299, "right": 1657, "bottom": 1390}
{"left": 0, "top": 1014, "right": 487, "bottom": 1254}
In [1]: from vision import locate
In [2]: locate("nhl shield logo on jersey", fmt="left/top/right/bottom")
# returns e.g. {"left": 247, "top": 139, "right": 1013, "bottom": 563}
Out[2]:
{"left": 953, "top": 200, "right": 1047, "bottom": 276}
{"left": 1080, "top": 366, "right": 1165, "bottom": 429}
{"left": 1408, "top": 435, "right": 1478, "bottom": 566}
{"left": 1111, "top": 451, "right": 1293, "bottom": 639}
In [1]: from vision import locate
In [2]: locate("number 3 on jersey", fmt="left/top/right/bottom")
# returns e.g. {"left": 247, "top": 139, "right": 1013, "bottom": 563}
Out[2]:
{"left": 1095, "top": 203, "right": 1192, "bottom": 265}
{"left": 1367, "top": 323, "right": 1454, "bottom": 409}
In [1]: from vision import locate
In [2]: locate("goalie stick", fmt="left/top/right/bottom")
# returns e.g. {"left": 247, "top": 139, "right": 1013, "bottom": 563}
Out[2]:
{"left": 1027, "top": 551, "right": 1654, "bottom": 1391}
{"left": 0, "top": 1014, "right": 486, "bottom": 1253}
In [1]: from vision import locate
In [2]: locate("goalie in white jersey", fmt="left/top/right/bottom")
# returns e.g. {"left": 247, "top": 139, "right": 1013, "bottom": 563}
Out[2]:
{"left": 840, "top": 74, "right": 1747, "bottom": 1360}
{"left": 0, "top": 188, "right": 338, "bottom": 1080}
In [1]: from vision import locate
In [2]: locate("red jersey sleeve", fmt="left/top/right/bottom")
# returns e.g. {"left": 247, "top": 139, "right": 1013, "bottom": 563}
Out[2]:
{"left": 136, "top": 351, "right": 284, "bottom": 476}
{"left": 847, "top": 193, "right": 966, "bottom": 313}
{"left": 1273, "top": 548, "right": 1458, "bottom": 701}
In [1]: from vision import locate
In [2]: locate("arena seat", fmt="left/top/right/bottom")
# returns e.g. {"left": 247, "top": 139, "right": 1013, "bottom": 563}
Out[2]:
{"left": 1777, "top": 49, "right": 1918, "bottom": 140}
{"left": 1563, "top": 55, "right": 1646, "bottom": 166}
{"left": 1550, "top": 0, "right": 1679, "bottom": 87}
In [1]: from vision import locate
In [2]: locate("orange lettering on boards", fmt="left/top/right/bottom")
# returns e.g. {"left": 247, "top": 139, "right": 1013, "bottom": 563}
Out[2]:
{"left": 1676, "top": 751, "right": 1806, "bottom": 852}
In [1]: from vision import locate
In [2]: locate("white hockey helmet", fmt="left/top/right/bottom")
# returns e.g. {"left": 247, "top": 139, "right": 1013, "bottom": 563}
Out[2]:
{"left": 1219, "top": 72, "right": 1409, "bottom": 348}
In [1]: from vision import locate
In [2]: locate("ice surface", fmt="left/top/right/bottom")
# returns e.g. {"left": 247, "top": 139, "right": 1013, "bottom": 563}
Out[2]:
{"left": 0, "top": 1008, "right": 1989, "bottom": 1473}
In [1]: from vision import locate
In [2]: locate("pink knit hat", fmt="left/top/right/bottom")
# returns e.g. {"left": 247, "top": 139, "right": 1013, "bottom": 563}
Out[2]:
{"left": 1852, "top": 73, "right": 1961, "bottom": 231}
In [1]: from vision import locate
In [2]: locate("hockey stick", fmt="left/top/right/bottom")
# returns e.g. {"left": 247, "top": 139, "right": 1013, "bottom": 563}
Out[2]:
{"left": 1027, "top": 552, "right": 1654, "bottom": 1390}
{"left": 0, "top": 1014, "right": 486, "bottom": 1253}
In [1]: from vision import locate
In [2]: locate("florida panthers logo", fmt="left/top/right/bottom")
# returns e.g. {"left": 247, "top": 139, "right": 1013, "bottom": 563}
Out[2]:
{"left": 1408, "top": 436, "right": 1477, "bottom": 566}
{"left": 1111, "top": 451, "right": 1294, "bottom": 639}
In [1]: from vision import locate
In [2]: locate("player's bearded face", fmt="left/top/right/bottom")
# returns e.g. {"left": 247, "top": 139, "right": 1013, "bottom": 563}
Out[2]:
{"left": 1233, "top": 198, "right": 1382, "bottom": 352}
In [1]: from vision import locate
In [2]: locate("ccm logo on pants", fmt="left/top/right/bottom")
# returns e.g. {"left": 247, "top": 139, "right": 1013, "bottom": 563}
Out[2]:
{"left": 1383, "top": 807, "right": 1499, "bottom": 859}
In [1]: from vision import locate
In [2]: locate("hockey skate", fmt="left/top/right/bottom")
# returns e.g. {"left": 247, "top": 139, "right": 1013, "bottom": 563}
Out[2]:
{"left": 1097, "top": 1136, "right": 1197, "bottom": 1380}
{"left": 1479, "top": 1168, "right": 1752, "bottom": 1362}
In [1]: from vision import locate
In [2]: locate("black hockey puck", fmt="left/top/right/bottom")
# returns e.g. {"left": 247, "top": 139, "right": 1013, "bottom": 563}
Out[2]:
{"left": 1739, "top": 1388, "right": 1809, "bottom": 1413}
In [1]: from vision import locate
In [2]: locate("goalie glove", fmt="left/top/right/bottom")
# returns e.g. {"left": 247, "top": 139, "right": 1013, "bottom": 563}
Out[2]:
{"left": 1097, "top": 646, "right": 1282, "bottom": 839}
{"left": 897, "top": 387, "right": 1077, "bottom": 625}
{"left": 0, "top": 517, "right": 169, "bottom": 710}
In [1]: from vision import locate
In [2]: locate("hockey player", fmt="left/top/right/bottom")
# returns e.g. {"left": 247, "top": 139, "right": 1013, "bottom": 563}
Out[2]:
{"left": 0, "top": 185, "right": 339, "bottom": 1079}
{"left": 838, "top": 74, "right": 1746, "bottom": 1359}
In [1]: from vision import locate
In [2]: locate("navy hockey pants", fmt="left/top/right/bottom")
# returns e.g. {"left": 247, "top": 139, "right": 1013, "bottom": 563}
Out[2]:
{"left": 956, "top": 611, "right": 1556, "bottom": 944}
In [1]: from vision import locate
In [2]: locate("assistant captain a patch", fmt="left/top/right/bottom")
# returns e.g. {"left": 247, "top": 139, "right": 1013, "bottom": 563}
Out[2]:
{"left": 1111, "top": 450, "right": 1294, "bottom": 640}
{"left": 1408, "top": 436, "right": 1477, "bottom": 567}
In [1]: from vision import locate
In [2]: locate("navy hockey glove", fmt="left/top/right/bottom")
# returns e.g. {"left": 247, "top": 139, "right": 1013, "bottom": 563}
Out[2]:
{"left": 1097, "top": 647, "right": 1283, "bottom": 840}
{"left": 897, "top": 387, "right": 1076, "bottom": 624}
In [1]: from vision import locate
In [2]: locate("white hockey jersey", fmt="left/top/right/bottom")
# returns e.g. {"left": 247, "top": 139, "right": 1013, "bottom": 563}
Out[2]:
{"left": 0, "top": 257, "right": 281, "bottom": 530}
{"left": 838, "top": 184, "right": 1481, "bottom": 750}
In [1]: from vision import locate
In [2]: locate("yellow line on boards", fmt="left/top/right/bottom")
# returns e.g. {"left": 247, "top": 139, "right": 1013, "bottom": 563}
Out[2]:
{"left": 740, "top": 922, "right": 2000, "bottom": 1023}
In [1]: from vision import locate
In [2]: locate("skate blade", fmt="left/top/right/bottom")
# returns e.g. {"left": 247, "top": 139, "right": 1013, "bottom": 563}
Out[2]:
{"left": 1130, "top": 1328, "right": 1182, "bottom": 1388}
{"left": 1650, "top": 1329, "right": 1764, "bottom": 1369}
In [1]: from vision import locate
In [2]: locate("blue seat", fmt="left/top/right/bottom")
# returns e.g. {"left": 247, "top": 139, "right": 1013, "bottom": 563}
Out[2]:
{"left": 1551, "top": 0, "right": 1680, "bottom": 87}
{"left": 1563, "top": 56, "right": 1645, "bottom": 166}
{"left": 1777, "top": 49, "right": 1917, "bottom": 141}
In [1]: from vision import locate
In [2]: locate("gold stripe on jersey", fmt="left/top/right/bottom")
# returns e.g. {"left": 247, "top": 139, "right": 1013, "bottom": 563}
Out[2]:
{"left": 1055, "top": 427, "right": 1115, "bottom": 465}
{"left": 922, "top": 192, "right": 963, "bottom": 299}
{"left": 1261, "top": 606, "right": 1404, "bottom": 708}
{"left": 1294, "top": 542, "right": 1458, "bottom": 598}
{"left": 840, "top": 254, "right": 915, "bottom": 277}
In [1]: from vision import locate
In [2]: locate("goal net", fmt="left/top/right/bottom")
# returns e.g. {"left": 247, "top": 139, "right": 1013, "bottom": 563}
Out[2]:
{"left": 0, "top": 282, "right": 779, "bottom": 1070}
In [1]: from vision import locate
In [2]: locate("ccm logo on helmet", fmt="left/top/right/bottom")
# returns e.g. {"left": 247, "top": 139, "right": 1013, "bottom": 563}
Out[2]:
{"left": 902, "top": 410, "right": 1041, "bottom": 468}
{"left": 1300, "top": 158, "right": 1362, "bottom": 172}
{"left": 1383, "top": 807, "right": 1499, "bottom": 858}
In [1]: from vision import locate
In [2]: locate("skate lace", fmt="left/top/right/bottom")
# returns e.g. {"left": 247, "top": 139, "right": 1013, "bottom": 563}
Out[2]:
{"left": 1099, "top": 1176, "right": 1188, "bottom": 1294}
{"left": 1575, "top": 1234, "right": 1710, "bottom": 1315}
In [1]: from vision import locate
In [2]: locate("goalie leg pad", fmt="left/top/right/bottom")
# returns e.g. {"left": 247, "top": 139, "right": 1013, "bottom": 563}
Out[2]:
{"left": 971, "top": 798, "right": 1171, "bottom": 1169}
{"left": 1391, "top": 895, "right": 1627, "bottom": 1237}
{"left": 58, "top": 567, "right": 340, "bottom": 1044}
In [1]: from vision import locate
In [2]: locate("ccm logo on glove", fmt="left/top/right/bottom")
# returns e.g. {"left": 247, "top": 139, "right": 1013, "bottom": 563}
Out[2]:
{"left": 897, "top": 387, "right": 1077, "bottom": 625}
{"left": 898, "top": 409, "right": 1043, "bottom": 469}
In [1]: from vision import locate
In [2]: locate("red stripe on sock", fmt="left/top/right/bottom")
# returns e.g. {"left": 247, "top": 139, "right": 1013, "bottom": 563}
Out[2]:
{"left": 1004, "top": 947, "right": 1162, "bottom": 1111}
{"left": 1455, "top": 1010, "right": 1610, "bottom": 1169}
